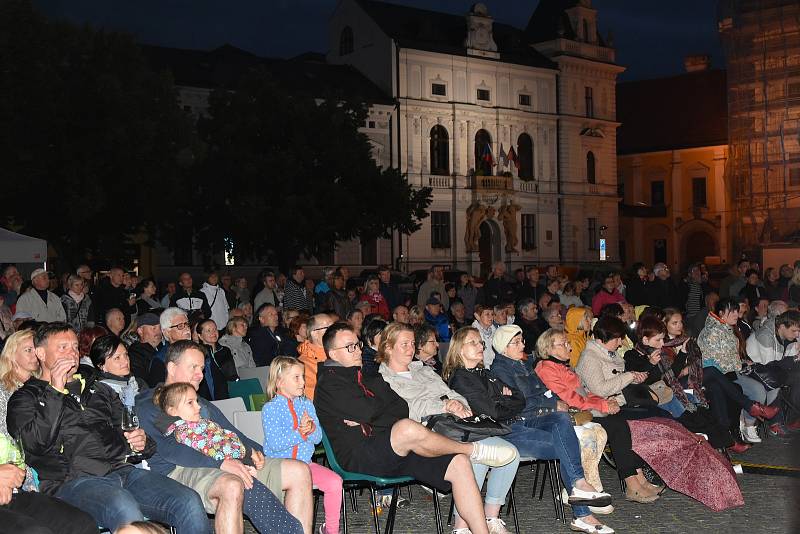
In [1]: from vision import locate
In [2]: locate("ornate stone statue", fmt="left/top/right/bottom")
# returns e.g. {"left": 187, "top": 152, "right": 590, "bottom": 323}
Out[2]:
{"left": 465, "top": 202, "right": 487, "bottom": 252}
{"left": 498, "top": 201, "right": 521, "bottom": 252}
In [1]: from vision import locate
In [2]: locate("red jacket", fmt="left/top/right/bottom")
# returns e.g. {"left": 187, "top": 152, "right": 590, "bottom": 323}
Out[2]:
{"left": 591, "top": 289, "right": 626, "bottom": 316}
{"left": 359, "top": 292, "right": 390, "bottom": 320}
{"left": 534, "top": 359, "right": 609, "bottom": 413}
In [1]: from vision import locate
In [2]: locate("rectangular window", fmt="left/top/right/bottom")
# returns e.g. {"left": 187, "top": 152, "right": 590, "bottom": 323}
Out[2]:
{"left": 368, "top": 120, "right": 376, "bottom": 128}
{"left": 361, "top": 237, "right": 377, "bottom": 265}
{"left": 585, "top": 86, "right": 594, "bottom": 118}
{"left": 790, "top": 168, "right": 800, "bottom": 187}
{"left": 431, "top": 211, "right": 451, "bottom": 249}
{"left": 432, "top": 83, "right": 447, "bottom": 96}
{"left": 650, "top": 180, "right": 665, "bottom": 206}
{"left": 588, "top": 218, "right": 598, "bottom": 250}
{"left": 518, "top": 94, "right": 531, "bottom": 106}
{"left": 789, "top": 83, "right": 800, "bottom": 97}
{"left": 521, "top": 214, "right": 536, "bottom": 250}
{"left": 692, "top": 177, "right": 707, "bottom": 207}
{"left": 477, "top": 89, "right": 491, "bottom": 101}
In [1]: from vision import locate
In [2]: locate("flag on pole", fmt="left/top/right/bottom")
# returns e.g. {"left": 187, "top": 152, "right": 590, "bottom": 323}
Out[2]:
{"left": 482, "top": 143, "right": 494, "bottom": 166}
{"left": 498, "top": 144, "right": 508, "bottom": 168}
{"left": 507, "top": 146, "right": 519, "bottom": 169}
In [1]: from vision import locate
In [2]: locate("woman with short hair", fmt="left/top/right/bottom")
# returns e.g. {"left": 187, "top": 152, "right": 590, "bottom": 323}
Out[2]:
{"left": 219, "top": 316, "right": 256, "bottom": 368}
{"left": 61, "top": 275, "right": 92, "bottom": 332}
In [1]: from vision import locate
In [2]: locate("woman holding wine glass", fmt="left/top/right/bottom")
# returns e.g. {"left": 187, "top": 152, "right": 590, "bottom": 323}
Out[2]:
{"left": 0, "top": 330, "right": 97, "bottom": 533}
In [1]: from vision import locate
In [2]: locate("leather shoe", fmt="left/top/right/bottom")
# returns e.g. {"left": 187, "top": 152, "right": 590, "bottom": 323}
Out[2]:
{"left": 726, "top": 441, "right": 752, "bottom": 454}
{"left": 748, "top": 402, "right": 779, "bottom": 420}
{"left": 768, "top": 423, "right": 786, "bottom": 436}
{"left": 786, "top": 419, "right": 800, "bottom": 432}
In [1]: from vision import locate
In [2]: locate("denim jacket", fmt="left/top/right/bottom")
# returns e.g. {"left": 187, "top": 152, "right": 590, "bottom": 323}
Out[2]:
{"left": 489, "top": 352, "right": 557, "bottom": 418}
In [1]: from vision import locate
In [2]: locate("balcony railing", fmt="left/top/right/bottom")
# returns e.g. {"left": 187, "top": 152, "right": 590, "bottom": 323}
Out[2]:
{"left": 473, "top": 175, "right": 513, "bottom": 191}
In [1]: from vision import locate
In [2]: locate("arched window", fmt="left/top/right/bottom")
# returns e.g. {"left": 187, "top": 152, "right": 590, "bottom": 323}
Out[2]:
{"left": 587, "top": 151, "right": 596, "bottom": 184}
{"left": 517, "top": 133, "right": 534, "bottom": 179}
{"left": 430, "top": 125, "right": 449, "bottom": 175}
{"left": 339, "top": 27, "right": 354, "bottom": 56}
{"left": 474, "top": 129, "right": 492, "bottom": 175}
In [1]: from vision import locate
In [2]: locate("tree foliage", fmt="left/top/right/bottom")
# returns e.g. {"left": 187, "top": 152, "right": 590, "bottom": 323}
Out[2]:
{"left": 0, "top": 0, "right": 196, "bottom": 265}
{"left": 195, "top": 72, "right": 432, "bottom": 270}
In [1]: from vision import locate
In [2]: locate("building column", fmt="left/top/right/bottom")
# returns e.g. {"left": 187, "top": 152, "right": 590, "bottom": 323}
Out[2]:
{"left": 670, "top": 150, "right": 683, "bottom": 268}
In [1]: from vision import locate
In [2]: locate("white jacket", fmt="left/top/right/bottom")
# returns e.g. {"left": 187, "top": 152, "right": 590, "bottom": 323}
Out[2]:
{"left": 746, "top": 318, "right": 799, "bottom": 364}
{"left": 15, "top": 289, "right": 66, "bottom": 323}
{"left": 201, "top": 283, "right": 229, "bottom": 329}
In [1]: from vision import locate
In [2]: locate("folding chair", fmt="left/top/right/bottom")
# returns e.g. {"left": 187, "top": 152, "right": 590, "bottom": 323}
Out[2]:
{"left": 233, "top": 410, "right": 266, "bottom": 446}
{"left": 227, "top": 378, "right": 263, "bottom": 410}
{"left": 210, "top": 396, "right": 247, "bottom": 423}
{"left": 236, "top": 365, "right": 270, "bottom": 392}
{"left": 250, "top": 393, "right": 268, "bottom": 412}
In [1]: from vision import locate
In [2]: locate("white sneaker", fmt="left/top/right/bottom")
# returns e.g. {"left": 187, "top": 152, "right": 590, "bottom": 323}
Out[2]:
{"left": 741, "top": 424, "right": 761, "bottom": 444}
{"left": 470, "top": 441, "right": 517, "bottom": 467}
{"left": 486, "top": 517, "right": 511, "bottom": 534}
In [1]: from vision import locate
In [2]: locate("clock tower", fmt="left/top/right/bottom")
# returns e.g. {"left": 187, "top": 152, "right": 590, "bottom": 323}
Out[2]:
{"left": 464, "top": 3, "right": 499, "bottom": 58}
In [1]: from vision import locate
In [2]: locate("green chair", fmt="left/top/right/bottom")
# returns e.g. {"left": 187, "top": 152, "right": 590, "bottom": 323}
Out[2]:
{"left": 250, "top": 393, "right": 267, "bottom": 412}
{"left": 227, "top": 378, "right": 262, "bottom": 410}
{"left": 319, "top": 430, "right": 444, "bottom": 534}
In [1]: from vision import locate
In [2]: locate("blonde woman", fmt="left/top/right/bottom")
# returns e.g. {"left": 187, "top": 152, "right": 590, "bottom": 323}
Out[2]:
{"left": 261, "top": 357, "right": 342, "bottom": 534}
{"left": 444, "top": 326, "right": 614, "bottom": 534}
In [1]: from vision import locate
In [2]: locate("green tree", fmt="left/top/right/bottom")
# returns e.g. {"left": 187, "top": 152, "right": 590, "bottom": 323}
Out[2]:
{"left": 0, "top": 0, "right": 197, "bottom": 267}
{"left": 195, "top": 72, "right": 431, "bottom": 271}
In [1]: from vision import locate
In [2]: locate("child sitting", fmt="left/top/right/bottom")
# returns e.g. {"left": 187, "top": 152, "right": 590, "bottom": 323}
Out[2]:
{"left": 262, "top": 357, "right": 342, "bottom": 534}
{"left": 152, "top": 382, "right": 267, "bottom": 486}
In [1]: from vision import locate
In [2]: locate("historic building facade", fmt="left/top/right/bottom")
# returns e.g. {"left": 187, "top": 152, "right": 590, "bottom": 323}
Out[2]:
{"left": 328, "top": 0, "right": 623, "bottom": 275}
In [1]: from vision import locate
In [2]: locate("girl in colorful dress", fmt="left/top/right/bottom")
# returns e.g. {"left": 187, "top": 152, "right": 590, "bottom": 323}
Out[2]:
{"left": 263, "top": 356, "right": 342, "bottom": 534}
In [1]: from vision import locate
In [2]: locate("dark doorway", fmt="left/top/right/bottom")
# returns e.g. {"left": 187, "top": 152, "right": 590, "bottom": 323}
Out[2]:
{"left": 653, "top": 239, "right": 667, "bottom": 264}
{"left": 478, "top": 221, "right": 493, "bottom": 277}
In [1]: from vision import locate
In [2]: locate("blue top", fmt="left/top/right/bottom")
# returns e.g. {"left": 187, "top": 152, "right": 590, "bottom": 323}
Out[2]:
{"left": 489, "top": 352, "right": 557, "bottom": 418}
{"left": 262, "top": 395, "right": 321, "bottom": 464}
{"left": 136, "top": 386, "right": 262, "bottom": 475}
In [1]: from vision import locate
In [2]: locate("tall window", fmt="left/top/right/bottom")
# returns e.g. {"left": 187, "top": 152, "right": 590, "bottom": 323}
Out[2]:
{"left": 521, "top": 214, "right": 536, "bottom": 250}
{"left": 588, "top": 218, "right": 598, "bottom": 251}
{"left": 517, "top": 133, "right": 534, "bottom": 179}
{"left": 430, "top": 125, "right": 449, "bottom": 175}
{"left": 585, "top": 86, "right": 594, "bottom": 117}
{"left": 339, "top": 27, "right": 354, "bottom": 56}
{"left": 583, "top": 19, "right": 590, "bottom": 42}
{"left": 586, "top": 151, "right": 596, "bottom": 184}
{"left": 431, "top": 211, "right": 451, "bottom": 249}
{"left": 474, "top": 129, "right": 492, "bottom": 175}
{"left": 790, "top": 167, "right": 800, "bottom": 186}
{"left": 360, "top": 237, "right": 377, "bottom": 265}
{"left": 692, "top": 177, "right": 707, "bottom": 207}
{"left": 651, "top": 180, "right": 665, "bottom": 206}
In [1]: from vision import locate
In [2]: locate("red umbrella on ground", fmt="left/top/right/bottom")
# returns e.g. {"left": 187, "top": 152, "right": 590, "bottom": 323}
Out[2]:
{"left": 627, "top": 417, "right": 744, "bottom": 511}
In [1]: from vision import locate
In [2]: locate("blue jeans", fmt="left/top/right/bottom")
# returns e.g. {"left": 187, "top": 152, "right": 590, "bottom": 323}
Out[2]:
{"left": 659, "top": 396, "right": 687, "bottom": 418}
{"left": 55, "top": 465, "right": 211, "bottom": 533}
{"left": 504, "top": 412, "right": 590, "bottom": 518}
{"left": 454, "top": 437, "right": 521, "bottom": 519}
{"left": 735, "top": 373, "right": 780, "bottom": 425}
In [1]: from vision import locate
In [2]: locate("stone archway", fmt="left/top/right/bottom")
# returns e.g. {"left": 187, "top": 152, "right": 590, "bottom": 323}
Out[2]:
{"left": 478, "top": 219, "right": 502, "bottom": 277}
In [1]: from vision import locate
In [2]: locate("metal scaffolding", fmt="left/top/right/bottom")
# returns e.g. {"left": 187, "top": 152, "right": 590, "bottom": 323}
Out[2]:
{"left": 719, "top": 0, "right": 800, "bottom": 255}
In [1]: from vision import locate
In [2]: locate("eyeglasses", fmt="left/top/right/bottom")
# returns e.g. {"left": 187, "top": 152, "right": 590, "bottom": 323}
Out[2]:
{"left": 169, "top": 322, "right": 190, "bottom": 331}
{"left": 333, "top": 341, "right": 363, "bottom": 353}
{"left": 507, "top": 340, "right": 525, "bottom": 346}
{"left": 463, "top": 339, "right": 486, "bottom": 349}
{"left": 311, "top": 324, "right": 332, "bottom": 332}
{"left": 553, "top": 341, "right": 572, "bottom": 348}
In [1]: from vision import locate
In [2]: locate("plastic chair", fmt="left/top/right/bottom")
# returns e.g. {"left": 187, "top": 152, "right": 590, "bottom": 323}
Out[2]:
{"left": 320, "top": 430, "right": 443, "bottom": 534}
{"left": 250, "top": 393, "right": 268, "bottom": 412}
{"left": 210, "top": 397, "right": 247, "bottom": 423}
{"left": 233, "top": 410, "right": 266, "bottom": 446}
{"left": 227, "top": 378, "right": 263, "bottom": 410}
{"left": 236, "top": 365, "right": 270, "bottom": 392}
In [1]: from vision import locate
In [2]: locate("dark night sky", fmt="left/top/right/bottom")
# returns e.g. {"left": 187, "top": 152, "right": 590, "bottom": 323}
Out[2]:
{"left": 34, "top": 0, "right": 724, "bottom": 81}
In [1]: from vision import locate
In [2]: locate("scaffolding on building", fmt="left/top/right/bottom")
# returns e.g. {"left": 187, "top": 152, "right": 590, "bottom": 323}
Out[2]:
{"left": 719, "top": 0, "right": 800, "bottom": 257}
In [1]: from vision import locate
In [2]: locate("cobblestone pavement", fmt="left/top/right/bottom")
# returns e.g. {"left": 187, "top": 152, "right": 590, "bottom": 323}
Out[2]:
{"left": 246, "top": 431, "right": 799, "bottom": 534}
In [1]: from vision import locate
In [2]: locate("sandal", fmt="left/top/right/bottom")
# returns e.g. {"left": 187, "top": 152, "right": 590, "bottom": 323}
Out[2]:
{"left": 570, "top": 517, "right": 615, "bottom": 534}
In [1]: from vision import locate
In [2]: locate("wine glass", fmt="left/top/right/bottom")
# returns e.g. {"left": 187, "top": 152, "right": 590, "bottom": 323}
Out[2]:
{"left": 121, "top": 407, "right": 141, "bottom": 459}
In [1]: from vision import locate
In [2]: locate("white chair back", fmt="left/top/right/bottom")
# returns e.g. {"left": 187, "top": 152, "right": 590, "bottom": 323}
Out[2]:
{"left": 210, "top": 397, "right": 247, "bottom": 424}
{"left": 236, "top": 366, "right": 270, "bottom": 393}
{"left": 233, "top": 410, "right": 265, "bottom": 447}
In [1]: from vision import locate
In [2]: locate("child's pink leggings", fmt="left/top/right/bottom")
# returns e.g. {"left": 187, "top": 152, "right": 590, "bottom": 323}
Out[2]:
{"left": 309, "top": 461, "right": 343, "bottom": 534}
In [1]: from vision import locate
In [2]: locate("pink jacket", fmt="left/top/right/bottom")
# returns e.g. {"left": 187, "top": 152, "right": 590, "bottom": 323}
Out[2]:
{"left": 591, "top": 289, "right": 626, "bottom": 316}
{"left": 535, "top": 359, "right": 609, "bottom": 413}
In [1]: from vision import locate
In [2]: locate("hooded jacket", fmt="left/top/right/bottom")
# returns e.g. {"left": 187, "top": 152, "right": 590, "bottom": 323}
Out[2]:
{"left": 298, "top": 340, "right": 327, "bottom": 400}
{"left": 565, "top": 307, "right": 590, "bottom": 367}
{"left": 7, "top": 374, "right": 156, "bottom": 494}
{"left": 746, "top": 318, "right": 799, "bottom": 364}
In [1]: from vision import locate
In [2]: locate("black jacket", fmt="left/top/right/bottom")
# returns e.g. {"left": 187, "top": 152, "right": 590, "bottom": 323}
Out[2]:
{"left": 313, "top": 363, "right": 408, "bottom": 471}
{"left": 171, "top": 287, "right": 211, "bottom": 319}
{"left": 247, "top": 325, "right": 289, "bottom": 366}
{"left": 482, "top": 276, "right": 516, "bottom": 307}
{"left": 516, "top": 282, "right": 542, "bottom": 304}
{"left": 646, "top": 278, "right": 679, "bottom": 309}
{"left": 321, "top": 289, "right": 352, "bottom": 319}
{"left": 93, "top": 279, "right": 135, "bottom": 325}
{"left": 128, "top": 341, "right": 161, "bottom": 386}
{"left": 625, "top": 277, "right": 650, "bottom": 306}
{"left": 198, "top": 344, "right": 239, "bottom": 401}
{"left": 447, "top": 367, "right": 526, "bottom": 423}
{"left": 7, "top": 374, "right": 156, "bottom": 494}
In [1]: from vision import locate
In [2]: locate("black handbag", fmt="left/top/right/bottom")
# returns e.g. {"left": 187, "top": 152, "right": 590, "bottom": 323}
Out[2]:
{"left": 740, "top": 362, "right": 783, "bottom": 391}
{"left": 424, "top": 413, "right": 511, "bottom": 442}
{"left": 621, "top": 383, "right": 658, "bottom": 407}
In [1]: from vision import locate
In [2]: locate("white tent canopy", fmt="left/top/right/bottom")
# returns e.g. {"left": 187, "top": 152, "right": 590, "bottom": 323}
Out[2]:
{"left": 0, "top": 227, "right": 47, "bottom": 263}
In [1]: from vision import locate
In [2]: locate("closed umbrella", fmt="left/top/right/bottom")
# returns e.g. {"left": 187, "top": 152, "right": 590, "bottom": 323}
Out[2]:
{"left": 628, "top": 417, "right": 744, "bottom": 511}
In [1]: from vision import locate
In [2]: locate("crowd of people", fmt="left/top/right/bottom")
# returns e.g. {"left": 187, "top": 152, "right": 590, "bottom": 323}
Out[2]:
{"left": 0, "top": 257, "right": 799, "bottom": 534}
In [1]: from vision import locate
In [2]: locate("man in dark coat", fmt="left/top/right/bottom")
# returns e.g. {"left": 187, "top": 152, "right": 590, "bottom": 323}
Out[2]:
{"left": 170, "top": 272, "right": 211, "bottom": 319}
{"left": 92, "top": 267, "right": 136, "bottom": 325}
{"left": 482, "top": 262, "right": 515, "bottom": 307}
{"left": 8, "top": 323, "right": 209, "bottom": 532}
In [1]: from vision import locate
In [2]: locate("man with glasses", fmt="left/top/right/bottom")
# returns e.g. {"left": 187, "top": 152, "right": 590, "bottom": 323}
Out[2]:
{"left": 298, "top": 314, "right": 333, "bottom": 399}
{"left": 147, "top": 307, "right": 192, "bottom": 385}
{"left": 314, "top": 323, "right": 517, "bottom": 534}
